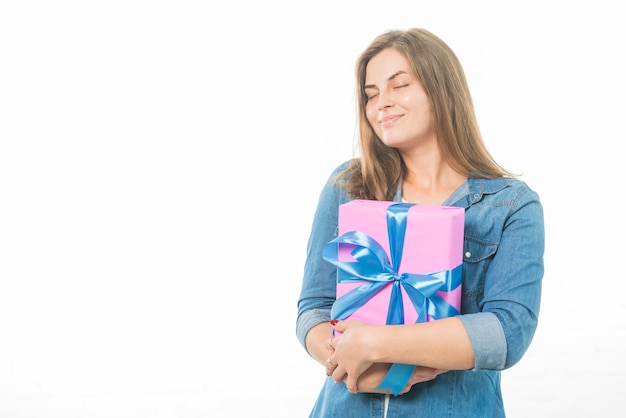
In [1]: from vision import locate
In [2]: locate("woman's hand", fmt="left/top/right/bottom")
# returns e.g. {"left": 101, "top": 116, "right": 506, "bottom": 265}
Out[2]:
{"left": 405, "top": 365, "right": 448, "bottom": 386}
{"left": 352, "top": 363, "right": 446, "bottom": 395}
{"left": 328, "top": 319, "right": 376, "bottom": 394}
{"left": 327, "top": 319, "right": 448, "bottom": 395}
{"left": 351, "top": 363, "right": 406, "bottom": 394}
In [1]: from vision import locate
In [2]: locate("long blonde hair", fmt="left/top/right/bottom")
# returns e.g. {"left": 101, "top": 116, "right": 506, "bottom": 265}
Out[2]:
{"left": 338, "top": 28, "right": 513, "bottom": 201}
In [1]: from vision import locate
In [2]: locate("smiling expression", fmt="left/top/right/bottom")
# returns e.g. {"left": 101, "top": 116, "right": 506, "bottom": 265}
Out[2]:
{"left": 364, "top": 48, "right": 436, "bottom": 152}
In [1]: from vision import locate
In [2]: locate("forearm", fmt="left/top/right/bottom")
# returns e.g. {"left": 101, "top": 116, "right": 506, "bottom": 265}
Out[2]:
{"left": 305, "top": 322, "right": 335, "bottom": 366}
{"left": 368, "top": 317, "right": 475, "bottom": 370}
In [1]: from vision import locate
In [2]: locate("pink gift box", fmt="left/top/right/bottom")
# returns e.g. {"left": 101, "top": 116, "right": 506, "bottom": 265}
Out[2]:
{"left": 330, "top": 199, "right": 464, "bottom": 329}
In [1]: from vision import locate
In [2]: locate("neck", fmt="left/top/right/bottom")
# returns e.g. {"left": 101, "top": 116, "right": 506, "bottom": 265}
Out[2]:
{"left": 401, "top": 153, "right": 466, "bottom": 205}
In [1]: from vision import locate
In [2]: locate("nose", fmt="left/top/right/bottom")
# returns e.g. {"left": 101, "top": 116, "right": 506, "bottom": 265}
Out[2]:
{"left": 375, "top": 90, "right": 392, "bottom": 111}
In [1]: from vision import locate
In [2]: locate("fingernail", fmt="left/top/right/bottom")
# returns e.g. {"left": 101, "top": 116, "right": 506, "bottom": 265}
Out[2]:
{"left": 330, "top": 319, "right": 338, "bottom": 326}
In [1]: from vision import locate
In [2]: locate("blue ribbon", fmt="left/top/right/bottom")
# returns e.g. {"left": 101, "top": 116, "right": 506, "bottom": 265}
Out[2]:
{"left": 322, "top": 203, "right": 462, "bottom": 396}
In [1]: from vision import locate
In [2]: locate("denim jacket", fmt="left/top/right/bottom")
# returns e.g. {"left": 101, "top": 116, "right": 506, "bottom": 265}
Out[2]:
{"left": 296, "top": 160, "right": 545, "bottom": 417}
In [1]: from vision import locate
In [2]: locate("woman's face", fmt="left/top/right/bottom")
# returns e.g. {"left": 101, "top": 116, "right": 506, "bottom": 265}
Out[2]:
{"left": 364, "top": 48, "right": 436, "bottom": 151}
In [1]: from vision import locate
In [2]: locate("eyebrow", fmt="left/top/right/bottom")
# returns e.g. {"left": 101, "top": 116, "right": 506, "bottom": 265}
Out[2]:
{"left": 364, "top": 70, "right": 408, "bottom": 90}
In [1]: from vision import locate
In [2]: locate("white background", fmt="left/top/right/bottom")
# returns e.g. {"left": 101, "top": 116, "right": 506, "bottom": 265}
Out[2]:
{"left": 1, "top": 1, "right": 625, "bottom": 417}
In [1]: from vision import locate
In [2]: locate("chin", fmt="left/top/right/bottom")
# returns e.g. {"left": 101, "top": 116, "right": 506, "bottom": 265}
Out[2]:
{"left": 380, "top": 137, "right": 404, "bottom": 148}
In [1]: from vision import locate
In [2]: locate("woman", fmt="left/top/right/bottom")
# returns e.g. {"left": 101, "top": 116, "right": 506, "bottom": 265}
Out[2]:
{"left": 296, "top": 28, "right": 544, "bottom": 417}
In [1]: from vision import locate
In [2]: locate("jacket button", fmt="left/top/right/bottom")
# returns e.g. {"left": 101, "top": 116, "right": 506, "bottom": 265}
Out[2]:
{"left": 465, "top": 251, "right": 472, "bottom": 259}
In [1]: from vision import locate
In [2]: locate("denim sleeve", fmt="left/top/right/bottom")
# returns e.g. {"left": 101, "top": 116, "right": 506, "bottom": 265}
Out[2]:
{"left": 296, "top": 162, "right": 350, "bottom": 352}
{"left": 296, "top": 309, "right": 332, "bottom": 355}
{"left": 465, "top": 185, "right": 545, "bottom": 370}
{"left": 459, "top": 312, "right": 508, "bottom": 369}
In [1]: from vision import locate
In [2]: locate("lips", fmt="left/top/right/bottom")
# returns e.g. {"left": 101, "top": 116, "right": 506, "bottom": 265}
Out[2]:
{"left": 379, "top": 114, "right": 402, "bottom": 126}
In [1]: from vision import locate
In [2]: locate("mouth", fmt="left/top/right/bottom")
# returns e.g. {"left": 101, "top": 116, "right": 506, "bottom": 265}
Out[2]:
{"left": 379, "top": 114, "right": 402, "bottom": 127}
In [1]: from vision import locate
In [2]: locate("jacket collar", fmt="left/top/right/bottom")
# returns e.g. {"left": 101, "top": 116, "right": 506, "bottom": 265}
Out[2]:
{"left": 394, "top": 177, "right": 510, "bottom": 207}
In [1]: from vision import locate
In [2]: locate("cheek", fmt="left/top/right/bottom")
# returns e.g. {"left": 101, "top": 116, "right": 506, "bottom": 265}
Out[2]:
{"left": 398, "top": 93, "right": 416, "bottom": 107}
{"left": 365, "top": 106, "right": 378, "bottom": 128}
{"left": 402, "top": 91, "right": 431, "bottom": 114}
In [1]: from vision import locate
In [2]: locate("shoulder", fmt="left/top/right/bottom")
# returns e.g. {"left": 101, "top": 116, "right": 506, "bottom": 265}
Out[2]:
{"left": 323, "top": 158, "right": 358, "bottom": 191}
{"left": 330, "top": 158, "right": 357, "bottom": 176}
{"left": 317, "top": 159, "right": 357, "bottom": 207}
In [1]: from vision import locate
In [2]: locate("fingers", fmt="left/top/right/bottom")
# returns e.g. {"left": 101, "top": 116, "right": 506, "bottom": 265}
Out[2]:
{"left": 345, "top": 375, "right": 358, "bottom": 394}
{"left": 330, "top": 364, "right": 350, "bottom": 389}
{"left": 325, "top": 357, "right": 337, "bottom": 376}
{"left": 324, "top": 338, "right": 337, "bottom": 376}
{"left": 326, "top": 357, "right": 336, "bottom": 368}
{"left": 408, "top": 366, "right": 449, "bottom": 385}
{"left": 325, "top": 338, "right": 335, "bottom": 351}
